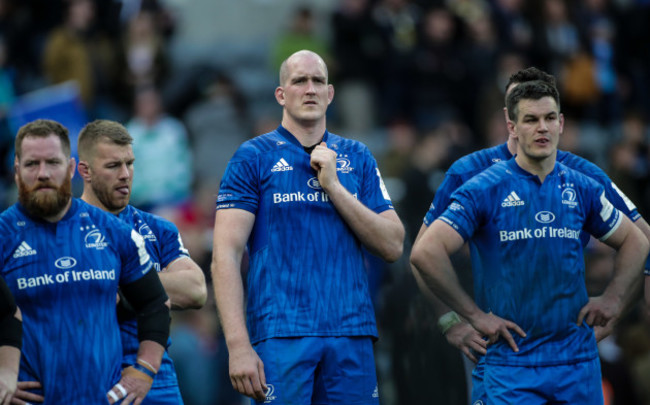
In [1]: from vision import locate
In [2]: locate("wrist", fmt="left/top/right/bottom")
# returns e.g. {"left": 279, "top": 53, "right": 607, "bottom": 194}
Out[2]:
{"left": 438, "top": 311, "right": 462, "bottom": 335}
{"left": 132, "top": 358, "right": 157, "bottom": 379}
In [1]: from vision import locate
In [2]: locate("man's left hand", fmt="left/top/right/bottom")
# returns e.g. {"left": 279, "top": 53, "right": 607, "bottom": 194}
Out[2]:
{"left": 106, "top": 365, "right": 154, "bottom": 405}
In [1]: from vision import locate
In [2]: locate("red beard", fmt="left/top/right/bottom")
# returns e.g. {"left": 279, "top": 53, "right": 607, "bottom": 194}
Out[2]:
{"left": 17, "top": 171, "right": 72, "bottom": 219}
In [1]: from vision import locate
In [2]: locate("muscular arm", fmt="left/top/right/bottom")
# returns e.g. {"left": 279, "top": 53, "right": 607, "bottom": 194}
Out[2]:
{"left": 159, "top": 257, "right": 207, "bottom": 310}
{"left": 579, "top": 216, "right": 650, "bottom": 327}
{"left": 108, "top": 270, "right": 170, "bottom": 404}
{"left": 411, "top": 223, "right": 487, "bottom": 362}
{"left": 411, "top": 220, "right": 481, "bottom": 320}
{"left": 311, "top": 143, "right": 404, "bottom": 262}
{"left": 210, "top": 208, "right": 266, "bottom": 401}
{"left": 0, "top": 307, "right": 20, "bottom": 405}
{"left": 632, "top": 217, "right": 650, "bottom": 306}
{"left": 411, "top": 220, "right": 524, "bottom": 350}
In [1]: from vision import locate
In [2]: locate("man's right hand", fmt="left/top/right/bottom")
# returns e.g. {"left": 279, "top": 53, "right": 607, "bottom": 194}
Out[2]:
{"left": 10, "top": 381, "right": 44, "bottom": 405}
{"left": 444, "top": 322, "right": 487, "bottom": 363}
{"left": 228, "top": 344, "right": 267, "bottom": 401}
{"left": 470, "top": 312, "right": 526, "bottom": 353}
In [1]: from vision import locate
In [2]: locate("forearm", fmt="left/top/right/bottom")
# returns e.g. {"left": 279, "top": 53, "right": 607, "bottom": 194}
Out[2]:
{"left": 411, "top": 244, "right": 482, "bottom": 323}
{"left": 0, "top": 345, "right": 19, "bottom": 374}
{"left": 324, "top": 182, "right": 404, "bottom": 262}
{"left": 211, "top": 258, "right": 250, "bottom": 350}
{"left": 411, "top": 265, "right": 455, "bottom": 318}
{"left": 159, "top": 258, "right": 207, "bottom": 310}
{"left": 135, "top": 340, "right": 165, "bottom": 371}
{"left": 604, "top": 227, "right": 649, "bottom": 310}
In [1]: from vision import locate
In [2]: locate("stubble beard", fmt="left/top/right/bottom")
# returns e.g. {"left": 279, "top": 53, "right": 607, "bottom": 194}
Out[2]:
{"left": 92, "top": 181, "right": 128, "bottom": 213}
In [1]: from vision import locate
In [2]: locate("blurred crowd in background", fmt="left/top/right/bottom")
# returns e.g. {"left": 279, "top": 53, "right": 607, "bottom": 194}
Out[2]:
{"left": 1, "top": 0, "right": 650, "bottom": 403}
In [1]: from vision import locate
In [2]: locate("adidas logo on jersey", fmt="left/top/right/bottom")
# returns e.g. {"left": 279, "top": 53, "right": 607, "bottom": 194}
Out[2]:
{"left": 501, "top": 191, "right": 525, "bottom": 207}
{"left": 13, "top": 241, "right": 37, "bottom": 258}
{"left": 271, "top": 158, "right": 293, "bottom": 172}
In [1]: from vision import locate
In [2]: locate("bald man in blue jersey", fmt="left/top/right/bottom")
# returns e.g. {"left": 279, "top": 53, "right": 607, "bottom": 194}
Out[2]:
{"left": 1, "top": 119, "right": 171, "bottom": 405}
{"left": 212, "top": 50, "right": 405, "bottom": 404}
{"left": 411, "top": 81, "right": 649, "bottom": 403}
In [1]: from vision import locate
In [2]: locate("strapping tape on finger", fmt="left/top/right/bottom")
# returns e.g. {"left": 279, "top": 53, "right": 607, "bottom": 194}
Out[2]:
{"left": 116, "top": 383, "right": 127, "bottom": 397}
{"left": 108, "top": 383, "right": 128, "bottom": 402}
{"left": 108, "top": 390, "right": 120, "bottom": 402}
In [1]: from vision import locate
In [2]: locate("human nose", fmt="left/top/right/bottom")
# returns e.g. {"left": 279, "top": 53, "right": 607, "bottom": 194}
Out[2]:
{"left": 118, "top": 164, "right": 131, "bottom": 180}
{"left": 305, "top": 79, "right": 316, "bottom": 93}
{"left": 537, "top": 119, "right": 548, "bottom": 132}
{"left": 36, "top": 162, "right": 50, "bottom": 180}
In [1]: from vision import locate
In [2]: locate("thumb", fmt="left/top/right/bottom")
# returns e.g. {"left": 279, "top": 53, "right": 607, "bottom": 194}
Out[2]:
{"left": 576, "top": 305, "right": 589, "bottom": 326}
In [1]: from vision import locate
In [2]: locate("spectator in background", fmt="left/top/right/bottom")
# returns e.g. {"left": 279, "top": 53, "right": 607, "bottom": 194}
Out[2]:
{"left": 491, "top": 0, "right": 533, "bottom": 55}
{"left": 42, "top": 0, "right": 126, "bottom": 120}
{"left": 372, "top": 0, "right": 420, "bottom": 124}
{"left": 123, "top": 10, "right": 169, "bottom": 91}
{"left": 183, "top": 71, "right": 250, "bottom": 192}
{"left": 530, "top": 0, "right": 584, "bottom": 76}
{"left": 270, "top": 6, "right": 330, "bottom": 73}
{"left": 0, "top": 35, "right": 15, "bottom": 205}
{"left": 411, "top": 6, "right": 468, "bottom": 131}
{"left": 126, "top": 85, "right": 193, "bottom": 212}
{"left": 330, "top": 0, "right": 383, "bottom": 133}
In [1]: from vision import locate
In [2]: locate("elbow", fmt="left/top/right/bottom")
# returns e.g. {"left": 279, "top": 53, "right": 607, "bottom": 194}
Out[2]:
{"left": 383, "top": 242, "right": 403, "bottom": 263}
{"left": 381, "top": 227, "right": 405, "bottom": 263}
{"left": 193, "top": 281, "right": 208, "bottom": 309}
{"left": 409, "top": 240, "right": 430, "bottom": 278}
{"left": 186, "top": 274, "right": 208, "bottom": 309}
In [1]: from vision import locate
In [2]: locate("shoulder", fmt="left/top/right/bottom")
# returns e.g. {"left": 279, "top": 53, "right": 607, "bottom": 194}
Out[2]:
{"left": 128, "top": 205, "right": 179, "bottom": 235}
{"left": 327, "top": 132, "right": 371, "bottom": 154}
{"left": 463, "top": 160, "right": 512, "bottom": 189}
{"left": 557, "top": 150, "right": 609, "bottom": 180}
{"left": 0, "top": 204, "right": 24, "bottom": 232}
{"left": 447, "top": 143, "right": 510, "bottom": 176}
{"left": 230, "top": 130, "right": 292, "bottom": 163}
{"left": 76, "top": 199, "right": 133, "bottom": 232}
{"left": 556, "top": 162, "right": 603, "bottom": 190}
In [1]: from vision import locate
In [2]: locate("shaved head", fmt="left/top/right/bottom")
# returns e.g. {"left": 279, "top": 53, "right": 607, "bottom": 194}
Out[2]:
{"left": 279, "top": 50, "right": 329, "bottom": 86}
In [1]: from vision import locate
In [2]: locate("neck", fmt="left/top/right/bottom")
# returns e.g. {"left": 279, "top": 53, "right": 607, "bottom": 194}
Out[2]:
{"left": 42, "top": 199, "right": 72, "bottom": 223}
{"left": 281, "top": 116, "right": 327, "bottom": 147}
{"left": 506, "top": 137, "right": 517, "bottom": 156}
{"left": 515, "top": 153, "right": 556, "bottom": 183}
{"left": 80, "top": 191, "right": 123, "bottom": 215}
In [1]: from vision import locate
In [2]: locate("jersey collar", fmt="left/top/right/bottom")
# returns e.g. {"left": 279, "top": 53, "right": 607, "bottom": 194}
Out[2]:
{"left": 276, "top": 125, "right": 330, "bottom": 151}
{"left": 506, "top": 157, "right": 561, "bottom": 179}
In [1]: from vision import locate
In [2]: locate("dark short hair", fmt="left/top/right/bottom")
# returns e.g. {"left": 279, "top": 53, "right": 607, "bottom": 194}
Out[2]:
{"left": 77, "top": 119, "right": 133, "bottom": 161}
{"left": 505, "top": 67, "right": 556, "bottom": 94}
{"left": 506, "top": 80, "right": 560, "bottom": 122}
{"left": 15, "top": 119, "right": 70, "bottom": 159}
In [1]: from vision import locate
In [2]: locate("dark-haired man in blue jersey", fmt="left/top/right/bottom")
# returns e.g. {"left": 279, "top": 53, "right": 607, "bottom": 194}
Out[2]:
{"left": 411, "top": 81, "right": 649, "bottom": 403}
{"left": 412, "top": 67, "right": 650, "bottom": 404}
{"left": 0, "top": 119, "right": 171, "bottom": 405}
{"left": 0, "top": 276, "right": 21, "bottom": 404}
{"left": 212, "top": 50, "right": 405, "bottom": 404}
{"left": 76, "top": 119, "right": 207, "bottom": 405}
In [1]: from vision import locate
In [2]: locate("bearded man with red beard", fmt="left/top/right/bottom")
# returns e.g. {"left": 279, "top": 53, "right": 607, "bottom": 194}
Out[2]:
{"left": 0, "top": 119, "right": 173, "bottom": 405}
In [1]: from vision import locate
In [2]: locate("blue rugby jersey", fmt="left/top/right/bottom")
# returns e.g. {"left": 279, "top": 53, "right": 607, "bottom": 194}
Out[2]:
{"left": 425, "top": 143, "right": 640, "bottom": 226}
{"left": 439, "top": 159, "right": 622, "bottom": 366}
{"left": 217, "top": 126, "right": 394, "bottom": 343}
{"left": 118, "top": 205, "right": 189, "bottom": 391}
{"left": 0, "top": 198, "right": 152, "bottom": 404}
